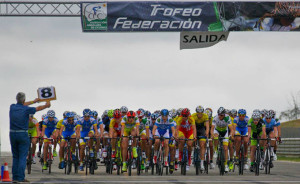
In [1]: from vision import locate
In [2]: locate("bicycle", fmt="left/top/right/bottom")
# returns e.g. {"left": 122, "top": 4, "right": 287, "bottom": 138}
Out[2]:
{"left": 154, "top": 136, "right": 170, "bottom": 176}
{"left": 27, "top": 136, "right": 39, "bottom": 174}
{"left": 235, "top": 135, "right": 248, "bottom": 175}
{"left": 250, "top": 137, "right": 265, "bottom": 176}
{"left": 216, "top": 136, "right": 226, "bottom": 176}
{"left": 40, "top": 138, "right": 54, "bottom": 174}
{"left": 121, "top": 135, "right": 135, "bottom": 176}
{"left": 193, "top": 137, "right": 201, "bottom": 175}
{"left": 264, "top": 137, "right": 276, "bottom": 175}
{"left": 63, "top": 137, "right": 77, "bottom": 175}
{"left": 177, "top": 138, "right": 194, "bottom": 176}
{"left": 204, "top": 137, "right": 211, "bottom": 174}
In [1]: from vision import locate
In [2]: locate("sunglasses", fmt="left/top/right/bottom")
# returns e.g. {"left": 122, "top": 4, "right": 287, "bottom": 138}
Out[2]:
{"left": 182, "top": 115, "right": 189, "bottom": 117}
{"left": 266, "top": 117, "right": 272, "bottom": 120}
{"left": 128, "top": 116, "right": 134, "bottom": 119}
{"left": 239, "top": 114, "right": 246, "bottom": 117}
{"left": 218, "top": 114, "right": 225, "bottom": 116}
{"left": 253, "top": 118, "right": 260, "bottom": 122}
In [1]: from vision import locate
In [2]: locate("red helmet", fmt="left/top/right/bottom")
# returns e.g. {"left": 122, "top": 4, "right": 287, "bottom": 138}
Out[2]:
{"left": 181, "top": 108, "right": 190, "bottom": 117}
{"left": 136, "top": 110, "right": 144, "bottom": 118}
{"left": 126, "top": 111, "right": 136, "bottom": 118}
{"left": 113, "top": 110, "right": 122, "bottom": 119}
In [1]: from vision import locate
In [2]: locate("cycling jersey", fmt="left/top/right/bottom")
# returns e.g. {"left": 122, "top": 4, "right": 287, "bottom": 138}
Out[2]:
{"left": 109, "top": 118, "right": 122, "bottom": 135}
{"left": 263, "top": 118, "right": 277, "bottom": 134}
{"left": 56, "top": 118, "right": 66, "bottom": 130}
{"left": 76, "top": 117, "right": 97, "bottom": 145}
{"left": 233, "top": 116, "right": 249, "bottom": 128}
{"left": 102, "top": 116, "right": 111, "bottom": 132}
{"left": 248, "top": 118, "right": 265, "bottom": 146}
{"left": 43, "top": 117, "right": 59, "bottom": 140}
{"left": 212, "top": 115, "right": 232, "bottom": 133}
{"left": 154, "top": 117, "right": 175, "bottom": 139}
{"left": 61, "top": 119, "right": 77, "bottom": 141}
{"left": 177, "top": 116, "right": 195, "bottom": 139}
{"left": 139, "top": 117, "right": 150, "bottom": 132}
{"left": 192, "top": 113, "right": 209, "bottom": 138}
{"left": 121, "top": 116, "right": 140, "bottom": 136}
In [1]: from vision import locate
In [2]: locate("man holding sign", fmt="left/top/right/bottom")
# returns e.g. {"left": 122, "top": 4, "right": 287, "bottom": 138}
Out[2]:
{"left": 9, "top": 92, "right": 51, "bottom": 182}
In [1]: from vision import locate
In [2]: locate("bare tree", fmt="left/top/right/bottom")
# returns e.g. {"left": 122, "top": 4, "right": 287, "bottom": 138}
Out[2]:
{"left": 280, "top": 91, "right": 300, "bottom": 120}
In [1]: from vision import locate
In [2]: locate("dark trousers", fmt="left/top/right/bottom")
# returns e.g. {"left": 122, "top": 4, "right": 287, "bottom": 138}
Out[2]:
{"left": 10, "top": 132, "right": 29, "bottom": 181}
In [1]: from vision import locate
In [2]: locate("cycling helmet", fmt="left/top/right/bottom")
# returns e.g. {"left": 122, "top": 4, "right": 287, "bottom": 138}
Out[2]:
{"left": 108, "top": 109, "right": 114, "bottom": 118}
{"left": 83, "top": 108, "right": 91, "bottom": 116}
{"left": 196, "top": 105, "right": 204, "bottom": 113}
{"left": 252, "top": 112, "right": 261, "bottom": 120}
{"left": 217, "top": 107, "right": 226, "bottom": 115}
{"left": 238, "top": 109, "right": 247, "bottom": 115}
{"left": 177, "top": 108, "right": 183, "bottom": 116}
{"left": 181, "top": 108, "right": 190, "bottom": 117}
{"left": 204, "top": 109, "right": 212, "bottom": 118}
{"left": 138, "top": 108, "right": 145, "bottom": 113}
{"left": 136, "top": 110, "right": 145, "bottom": 118}
{"left": 41, "top": 114, "right": 47, "bottom": 120}
{"left": 253, "top": 109, "right": 260, "bottom": 114}
{"left": 205, "top": 108, "right": 213, "bottom": 113}
{"left": 127, "top": 111, "right": 136, "bottom": 118}
{"left": 261, "top": 109, "right": 268, "bottom": 116}
{"left": 92, "top": 110, "right": 98, "bottom": 117}
{"left": 230, "top": 109, "right": 237, "bottom": 116}
{"left": 66, "top": 112, "right": 74, "bottom": 118}
{"left": 103, "top": 110, "right": 109, "bottom": 116}
{"left": 145, "top": 110, "right": 151, "bottom": 117}
{"left": 63, "top": 111, "right": 69, "bottom": 118}
{"left": 154, "top": 110, "right": 161, "bottom": 115}
{"left": 151, "top": 113, "right": 159, "bottom": 120}
{"left": 113, "top": 110, "right": 122, "bottom": 119}
{"left": 160, "top": 109, "right": 169, "bottom": 116}
{"left": 47, "top": 110, "right": 55, "bottom": 118}
{"left": 225, "top": 109, "right": 231, "bottom": 114}
{"left": 269, "top": 110, "right": 276, "bottom": 118}
{"left": 120, "top": 106, "right": 128, "bottom": 113}
{"left": 265, "top": 111, "right": 273, "bottom": 119}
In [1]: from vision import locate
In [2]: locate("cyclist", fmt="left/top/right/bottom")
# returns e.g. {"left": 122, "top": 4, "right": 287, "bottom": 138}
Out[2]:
{"left": 41, "top": 110, "right": 59, "bottom": 170}
{"left": 248, "top": 112, "right": 266, "bottom": 172}
{"left": 192, "top": 106, "right": 209, "bottom": 171}
{"left": 270, "top": 110, "right": 281, "bottom": 161}
{"left": 92, "top": 110, "right": 104, "bottom": 160}
{"left": 261, "top": 109, "right": 268, "bottom": 119}
{"left": 211, "top": 107, "right": 234, "bottom": 172}
{"left": 37, "top": 114, "right": 47, "bottom": 158}
{"left": 58, "top": 112, "right": 78, "bottom": 169}
{"left": 76, "top": 108, "right": 99, "bottom": 171}
{"left": 137, "top": 109, "right": 150, "bottom": 170}
{"left": 152, "top": 109, "right": 176, "bottom": 167}
{"left": 234, "top": 109, "right": 250, "bottom": 170}
{"left": 146, "top": 113, "right": 158, "bottom": 169}
{"left": 263, "top": 111, "right": 278, "bottom": 166}
{"left": 101, "top": 110, "right": 111, "bottom": 161}
{"left": 228, "top": 109, "right": 237, "bottom": 170}
{"left": 109, "top": 110, "right": 122, "bottom": 170}
{"left": 145, "top": 110, "right": 151, "bottom": 119}
{"left": 121, "top": 111, "right": 140, "bottom": 172}
{"left": 176, "top": 108, "right": 197, "bottom": 171}
{"left": 28, "top": 114, "right": 40, "bottom": 164}
{"left": 205, "top": 108, "right": 215, "bottom": 169}
{"left": 56, "top": 111, "right": 68, "bottom": 137}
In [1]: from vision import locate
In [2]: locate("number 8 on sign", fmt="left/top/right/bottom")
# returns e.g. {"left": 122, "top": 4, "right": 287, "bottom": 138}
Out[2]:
{"left": 37, "top": 86, "right": 56, "bottom": 101}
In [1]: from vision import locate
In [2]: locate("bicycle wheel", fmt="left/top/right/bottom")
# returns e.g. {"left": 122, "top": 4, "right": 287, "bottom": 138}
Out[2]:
{"left": 182, "top": 147, "right": 187, "bottom": 175}
{"left": 85, "top": 147, "right": 89, "bottom": 176}
{"left": 128, "top": 149, "right": 132, "bottom": 176}
{"left": 205, "top": 147, "right": 210, "bottom": 174}
{"left": 137, "top": 147, "right": 141, "bottom": 175}
{"left": 265, "top": 148, "right": 270, "bottom": 174}
{"left": 219, "top": 147, "right": 225, "bottom": 176}
{"left": 48, "top": 148, "right": 52, "bottom": 174}
{"left": 267, "top": 147, "right": 271, "bottom": 174}
{"left": 255, "top": 148, "right": 260, "bottom": 176}
{"left": 194, "top": 148, "right": 199, "bottom": 175}
{"left": 160, "top": 146, "right": 164, "bottom": 176}
{"left": 239, "top": 144, "right": 244, "bottom": 175}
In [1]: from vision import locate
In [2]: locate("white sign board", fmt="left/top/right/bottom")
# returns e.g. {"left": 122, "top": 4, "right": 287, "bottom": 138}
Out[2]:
{"left": 180, "top": 31, "right": 229, "bottom": 49}
{"left": 37, "top": 86, "right": 57, "bottom": 102}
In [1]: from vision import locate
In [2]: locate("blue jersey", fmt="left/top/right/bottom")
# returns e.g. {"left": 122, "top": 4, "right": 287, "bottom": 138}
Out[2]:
{"left": 62, "top": 119, "right": 77, "bottom": 132}
{"left": 76, "top": 117, "right": 97, "bottom": 132}
{"left": 43, "top": 117, "right": 59, "bottom": 132}
{"left": 155, "top": 117, "right": 175, "bottom": 131}
{"left": 95, "top": 117, "right": 103, "bottom": 129}
{"left": 275, "top": 118, "right": 281, "bottom": 127}
{"left": 263, "top": 118, "right": 277, "bottom": 131}
{"left": 234, "top": 116, "right": 249, "bottom": 128}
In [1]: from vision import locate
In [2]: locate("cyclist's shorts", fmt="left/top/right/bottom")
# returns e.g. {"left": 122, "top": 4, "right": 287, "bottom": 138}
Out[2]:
{"left": 44, "top": 129, "right": 56, "bottom": 143}
{"left": 250, "top": 131, "right": 263, "bottom": 146}
{"left": 235, "top": 127, "right": 248, "bottom": 136}
{"left": 266, "top": 129, "right": 274, "bottom": 136}
{"left": 196, "top": 127, "right": 206, "bottom": 141}
{"left": 213, "top": 129, "right": 229, "bottom": 145}
{"left": 123, "top": 127, "right": 135, "bottom": 137}
{"left": 28, "top": 128, "right": 37, "bottom": 137}
{"left": 178, "top": 129, "right": 194, "bottom": 139}
{"left": 79, "top": 130, "right": 94, "bottom": 145}
{"left": 155, "top": 129, "right": 170, "bottom": 139}
{"left": 62, "top": 131, "right": 75, "bottom": 142}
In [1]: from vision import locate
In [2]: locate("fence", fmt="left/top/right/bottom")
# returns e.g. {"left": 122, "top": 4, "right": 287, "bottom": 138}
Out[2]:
{"left": 277, "top": 138, "right": 300, "bottom": 157}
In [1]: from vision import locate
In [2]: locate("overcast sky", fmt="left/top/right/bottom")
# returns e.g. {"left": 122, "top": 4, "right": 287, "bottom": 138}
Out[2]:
{"left": 1, "top": 14, "right": 300, "bottom": 151}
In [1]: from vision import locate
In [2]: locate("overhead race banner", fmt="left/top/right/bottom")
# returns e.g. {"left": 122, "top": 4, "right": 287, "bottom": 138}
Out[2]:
{"left": 81, "top": 2, "right": 300, "bottom": 32}
{"left": 180, "top": 32, "right": 229, "bottom": 49}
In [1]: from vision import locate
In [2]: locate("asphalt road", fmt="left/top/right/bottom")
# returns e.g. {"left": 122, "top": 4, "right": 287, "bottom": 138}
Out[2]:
{"left": 1, "top": 155, "right": 300, "bottom": 184}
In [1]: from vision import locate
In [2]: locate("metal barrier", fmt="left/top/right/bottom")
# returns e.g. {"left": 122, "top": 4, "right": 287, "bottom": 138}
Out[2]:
{"left": 277, "top": 138, "right": 300, "bottom": 157}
